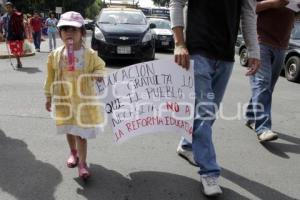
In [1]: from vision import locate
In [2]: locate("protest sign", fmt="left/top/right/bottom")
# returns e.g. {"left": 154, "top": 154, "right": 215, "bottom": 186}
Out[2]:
{"left": 96, "top": 59, "right": 195, "bottom": 143}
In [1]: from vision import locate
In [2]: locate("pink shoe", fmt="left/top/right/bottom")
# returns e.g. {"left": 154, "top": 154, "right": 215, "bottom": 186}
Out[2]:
{"left": 67, "top": 149, "right": 78, "bottom": 168}
{"left": 78, "top": 162, "right": 90, "bottom": 180}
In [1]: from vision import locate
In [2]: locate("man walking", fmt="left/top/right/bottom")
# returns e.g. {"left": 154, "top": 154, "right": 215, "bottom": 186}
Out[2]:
{"left": 170, "top": 0, "right": 260, "bottom": 196}
{"left": 245, "top": 0, "right": 295, "bottom": 142}
{"left": 30, "top": 11, "right": 42, "bottom": 52}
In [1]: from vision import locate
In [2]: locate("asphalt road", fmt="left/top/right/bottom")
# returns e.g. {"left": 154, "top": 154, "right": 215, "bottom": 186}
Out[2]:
{"left": 0, "top": 32, "right": 299, "bottom": 200}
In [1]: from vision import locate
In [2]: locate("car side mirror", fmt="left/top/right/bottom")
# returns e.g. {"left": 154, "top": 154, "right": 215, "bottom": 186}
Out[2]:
{"left": 150, "top": 23, "right": 156, "bottom": 29}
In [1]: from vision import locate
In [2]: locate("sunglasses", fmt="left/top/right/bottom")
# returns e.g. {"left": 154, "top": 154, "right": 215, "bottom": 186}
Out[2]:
{"left": 59, "top": 26, "right": 80, "bottom": 32}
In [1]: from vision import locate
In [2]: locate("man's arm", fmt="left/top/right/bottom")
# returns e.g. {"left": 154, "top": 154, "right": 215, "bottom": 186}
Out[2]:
{"left": 256, "top": 0, "right": 289, "bottom": 13}
{"left": 170, "top": 0, "right": 186, "bottom": 45}
{"left": 241, "top": 0, "right": 261, "bottom": 75}
{"left": 170, "top": 0, "right": 190, "bottom": 69}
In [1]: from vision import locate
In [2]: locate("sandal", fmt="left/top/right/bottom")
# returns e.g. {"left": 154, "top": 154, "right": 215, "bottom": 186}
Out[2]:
{"left": 16, "top": 63, "right": 22, "bottom": 69}
{"left": 78, "top": 162, "right": 90, "bottom": 180}
{"left": 67, "top": 149, "right": 78, "bottom": 168}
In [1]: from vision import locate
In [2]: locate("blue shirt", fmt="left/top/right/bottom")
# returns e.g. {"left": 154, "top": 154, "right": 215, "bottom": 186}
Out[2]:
{"left": 46, "top": 18, "right": 58, "bottom": 33}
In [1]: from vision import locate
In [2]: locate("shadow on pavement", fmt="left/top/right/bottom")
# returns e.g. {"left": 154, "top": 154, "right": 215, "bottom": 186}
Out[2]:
{"left": 261, "top": 132, "right": 300, "bottom": 158}
{"left": 0, "top": 129, "right": 62, "bottom": 200}
{"left": 74, "top": 164, "right": 249, "bottom": 200}
{"left": 16, "top": 67, "right": 42, "bottom": 74}
{"left": 222, "top": 168, "right": 296, "bottom": 200}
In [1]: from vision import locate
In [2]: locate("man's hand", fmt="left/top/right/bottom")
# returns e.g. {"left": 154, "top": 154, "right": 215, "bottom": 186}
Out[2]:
{"left": 246, "top": 58, "right": 261, "bottom": 76}
{"left": 271, "top": 0, "right": 289, "bottom": 8}
{"left": 257, "top": 0, "right": 289, "bottom": 12}
{"left": 174, "top": 44, "right": 190, "bottom": 70}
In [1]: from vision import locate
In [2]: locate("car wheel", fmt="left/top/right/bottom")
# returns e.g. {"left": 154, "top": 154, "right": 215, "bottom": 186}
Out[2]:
{"left": 151, "top": 41, "right": 155, "bottom": 60}
{"left": 144, "top": 46, "right": 155, "bottom": 62}
{"left": 151, "top": 47, "right": 155, "bottom": 60}
{"left": 239, "top": 47, "right": 248, "bottom": 66}
{"left": 285, "top": 56, "right": 300, "bottom": 83}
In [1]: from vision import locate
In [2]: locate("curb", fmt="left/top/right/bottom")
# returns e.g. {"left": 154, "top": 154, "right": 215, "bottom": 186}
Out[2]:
{"left": 0, "top": 52, "right": 35, "bottom": 59}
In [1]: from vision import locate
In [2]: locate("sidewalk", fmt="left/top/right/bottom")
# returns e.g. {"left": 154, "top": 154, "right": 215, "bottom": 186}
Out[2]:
{"left": 0, "top": 41, "right": 35, "bottom": 59}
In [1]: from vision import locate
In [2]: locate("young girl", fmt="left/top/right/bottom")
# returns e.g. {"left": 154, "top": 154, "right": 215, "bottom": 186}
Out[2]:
{"left": 44, "top": 11, "right": 105, "bottom": 180}
{"left": 45, "top": 12, "right": 58, "bottom": 51}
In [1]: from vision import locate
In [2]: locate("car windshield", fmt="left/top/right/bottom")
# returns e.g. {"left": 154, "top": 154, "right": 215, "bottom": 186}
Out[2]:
{"left": 148, "top": 19, "right": 171, "bottom": 29}
{"left": 99, "top": 11, "right": 146, "bottom": 25}
{"left": 291, "top": 22, "right": 300, "bottom": 39}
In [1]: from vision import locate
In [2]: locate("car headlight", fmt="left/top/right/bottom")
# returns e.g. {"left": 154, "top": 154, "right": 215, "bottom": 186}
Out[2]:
{"left": 142, "top": 30, "right": 152, "bottom": 43}
{"left": 94, "top": 26, "right": 106, "bottom": 42}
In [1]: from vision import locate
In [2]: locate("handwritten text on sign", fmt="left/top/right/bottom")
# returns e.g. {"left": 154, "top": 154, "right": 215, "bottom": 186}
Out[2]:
{"left": 96, "top": 59, "right": 195, "bottom": 143}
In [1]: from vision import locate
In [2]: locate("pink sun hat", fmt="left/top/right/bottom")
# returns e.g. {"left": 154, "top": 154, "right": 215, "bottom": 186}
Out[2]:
{"left": 57, "top": 11, "right": 85, "bottom": 28}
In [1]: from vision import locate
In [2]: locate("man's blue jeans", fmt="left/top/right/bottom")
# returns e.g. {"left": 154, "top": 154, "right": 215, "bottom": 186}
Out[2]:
{"left": 48, "top": 32, "right": 57, "bottom": 50}
{"left": 246, "top": 44, "right": 285, "bottom": 134}
{"left": 32, "top": 31, "right": 41, "bottom": 50}
{"left": 181, "top": 54, "right": 234, "bottom": 177}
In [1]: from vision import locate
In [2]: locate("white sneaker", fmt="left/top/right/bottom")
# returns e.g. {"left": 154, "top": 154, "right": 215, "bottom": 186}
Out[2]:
{"left": 258, "top": 130, "right": 278, "bottom": 142}
{"left": 176, "top": 144, "right": 198, "bottom": 166}
{"left": 201, "top": 175, "right": 222, "bottom": 196}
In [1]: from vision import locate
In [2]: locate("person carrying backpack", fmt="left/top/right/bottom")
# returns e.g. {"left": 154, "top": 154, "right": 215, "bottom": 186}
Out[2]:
{"left": 2, "top": 2, "right": 25, "bottom": 69}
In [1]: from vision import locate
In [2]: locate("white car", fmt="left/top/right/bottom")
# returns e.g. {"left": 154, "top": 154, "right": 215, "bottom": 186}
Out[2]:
{"left": 148, "top": 17, "right": 174, "bottom": 51}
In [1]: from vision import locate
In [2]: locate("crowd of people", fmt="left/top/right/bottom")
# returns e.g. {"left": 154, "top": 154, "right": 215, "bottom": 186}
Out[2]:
{"left": 0, "top": 2, "right": 58, "bottom": 68}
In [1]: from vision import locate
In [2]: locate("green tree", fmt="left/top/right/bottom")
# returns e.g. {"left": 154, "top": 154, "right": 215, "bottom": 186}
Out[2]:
{"left": 12, "top": 0, "right": 46, "bottom": 12}
{"left": 61, "top": 0, "right": 95, "bottom": 16}
{"left": 85, "top": 0, "right": 103, "bottom": 19}
{"left": 12, "top": 0, "right": 96, "bottom": 17}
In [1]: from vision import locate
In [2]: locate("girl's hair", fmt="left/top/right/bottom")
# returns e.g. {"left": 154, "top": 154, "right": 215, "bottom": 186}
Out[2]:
{"left": 58, "top": 26, "right": 86, "bottom": 37}
{"left": 49, "top": 12, "right": 56, "bottom": 17}
{"left": 80, "top": 26, "right": 87, "bottom": 37}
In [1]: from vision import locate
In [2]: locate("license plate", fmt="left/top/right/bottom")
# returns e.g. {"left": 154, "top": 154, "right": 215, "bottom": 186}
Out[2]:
{"left": 161, "top": 41, "right": 169, "bottom": 46}
{"left": 117, "top": 46, "right": 131, "bottom": 54}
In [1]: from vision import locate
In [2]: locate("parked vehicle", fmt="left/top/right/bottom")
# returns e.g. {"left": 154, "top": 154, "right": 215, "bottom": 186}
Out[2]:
{"left": 140, "top": 7, "right": 170, "bottom": 19}
{"left": 84, "top": 19, "right": 95, "bottom": 30}
{"left": 235, "top": 21, "right": 300, "bottom": 83}
{"left": 235, "top": 34, "right": 248, "bottom": 66}
{"left": 91, "top": 7, "right": 155, "bottom": 62}
{"left": 151, "top": 7, "right": 170, "bottom": 19}
{"left": 147, "top": 17, "right": 174, "bottom": 51}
